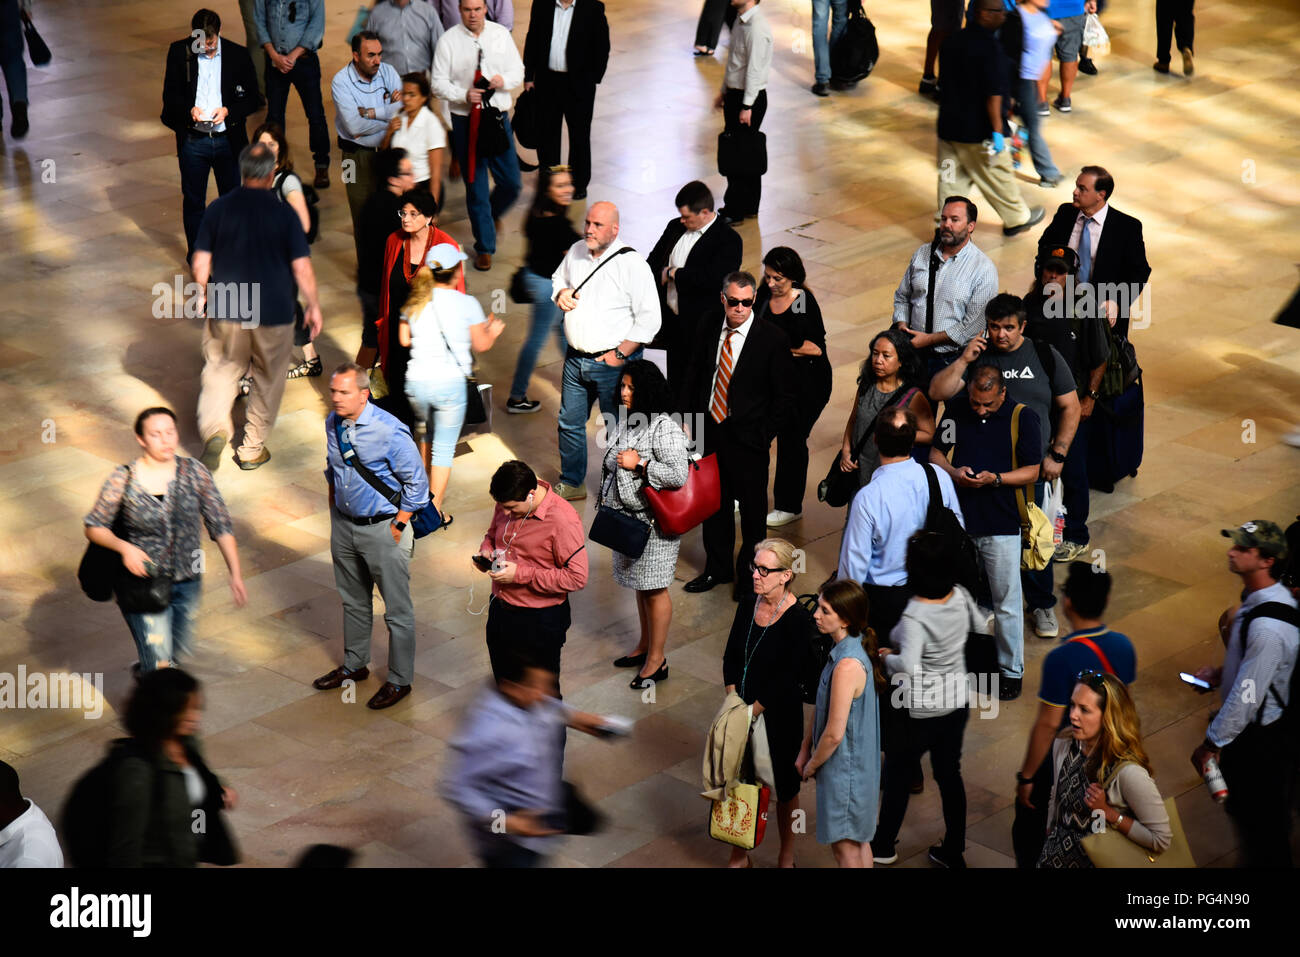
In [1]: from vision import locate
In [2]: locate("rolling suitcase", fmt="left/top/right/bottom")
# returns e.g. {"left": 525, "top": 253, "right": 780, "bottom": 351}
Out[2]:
{"left": 1088, "top": 377, "right": 1144, "bottom": 493}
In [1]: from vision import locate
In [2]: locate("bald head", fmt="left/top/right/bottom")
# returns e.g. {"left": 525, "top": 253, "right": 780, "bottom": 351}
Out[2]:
{"left": 584, "top": 201, "right": 621, "bottom": 255}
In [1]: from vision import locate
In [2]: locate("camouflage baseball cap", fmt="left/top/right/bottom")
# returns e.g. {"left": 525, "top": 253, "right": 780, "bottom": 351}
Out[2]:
{"left": 1221, "top": 520, "right": 1289, "bottom": 559}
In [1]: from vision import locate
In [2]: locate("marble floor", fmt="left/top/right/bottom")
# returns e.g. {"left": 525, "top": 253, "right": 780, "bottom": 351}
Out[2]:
{"left": 1, "top": 0, "right": 1298, "bottom": 868}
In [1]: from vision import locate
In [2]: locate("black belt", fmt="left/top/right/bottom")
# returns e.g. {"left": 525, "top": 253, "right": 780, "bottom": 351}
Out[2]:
{"left": 337, "top": 138, "right": 376, "bottom": 153}
{"left": 340, "top": 511, "right": 397, "bottom": 526}
{"left": 189, "top": 128, "right": 227, "bottom": 138}
{"left": 567, "top": 346, "right": 616, "bottom": 360}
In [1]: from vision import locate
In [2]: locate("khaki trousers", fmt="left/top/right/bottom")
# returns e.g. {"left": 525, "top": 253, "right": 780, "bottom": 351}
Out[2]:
{"left": 197, "top": 318, "right": 295, "bottom": 462}
{"left": 937, "top": 139, "right": 1032, "bottom": 227}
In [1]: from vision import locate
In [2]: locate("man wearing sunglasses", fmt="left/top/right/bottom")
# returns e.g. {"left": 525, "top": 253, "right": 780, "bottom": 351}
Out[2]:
{"left": 679, "top": 272, "right": 795, "bottom": 597}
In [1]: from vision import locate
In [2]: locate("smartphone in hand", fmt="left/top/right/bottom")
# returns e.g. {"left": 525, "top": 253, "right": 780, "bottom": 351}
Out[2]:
{"left": 1179, "top": 672, "right": 1212, "bottom": 690}
{"left": 471, "top": 554, "right": 492, "bottom": 572}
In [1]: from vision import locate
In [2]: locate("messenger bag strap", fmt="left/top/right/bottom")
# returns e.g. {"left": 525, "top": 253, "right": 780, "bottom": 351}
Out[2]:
{"left": 335, "top": 419, "right": 401, "bottom": 510}
{"left": 1011, "top": 404, "right": 1030, "bottom": 530}
{"left": 573, "top": 246, "right": 636, "bottom": 296}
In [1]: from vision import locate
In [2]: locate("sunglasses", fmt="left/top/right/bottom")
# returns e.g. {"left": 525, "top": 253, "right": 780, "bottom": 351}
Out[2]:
{"left": 1076, "top": 669, "right": 1109, "bottom": 703}
{"left": 725, "top": 296, "right": 754, "bottom": 308}
{"left": 749, "top": 561, "right": 787, "bottom": 578}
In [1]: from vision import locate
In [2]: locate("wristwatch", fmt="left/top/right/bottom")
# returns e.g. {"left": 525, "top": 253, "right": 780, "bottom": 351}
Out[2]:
{"left": 391, "top": 519, "right": 407, "bottom": 532}
{"left": 993, "top": 473, "right": 1002, "bottom": 487}
{"left": 1016, "top": 771, "right": 1033, "bottom": 785}
{"left": 613, "top": 347, "right": 630, "bottom": 361}
{"left": 1087, "top": 389, "right": 1101, "bottom": 400}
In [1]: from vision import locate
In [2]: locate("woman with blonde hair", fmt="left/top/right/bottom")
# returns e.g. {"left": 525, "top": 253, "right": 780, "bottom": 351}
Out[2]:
{"left": 401, "top": 243, "right": 504, "bottom": 514}
{"left": 1038, "top": 671, "right": 1172, "bottom": 868}
{"left": 799, "top": 578, "right": 884, "bottom": 867}
{"left": 720, "top": 537, "right": 815, "bottom": 867}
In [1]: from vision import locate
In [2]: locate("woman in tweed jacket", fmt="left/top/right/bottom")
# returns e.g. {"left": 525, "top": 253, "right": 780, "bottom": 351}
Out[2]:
{"left": 600, "top": 360, "right": 690, "bottom": 689}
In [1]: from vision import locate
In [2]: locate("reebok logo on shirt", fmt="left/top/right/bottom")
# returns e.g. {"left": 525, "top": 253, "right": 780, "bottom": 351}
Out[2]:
{"left": 1002, "top": 366, "right": 1036, "bottom": 379}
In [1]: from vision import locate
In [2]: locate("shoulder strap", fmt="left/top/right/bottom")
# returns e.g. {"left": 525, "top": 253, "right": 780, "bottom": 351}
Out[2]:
{"left": 1070, "top": 635, "right": 1116, "bottom": 676}
{"left": 573, "top": 245, "right": 636, "bottom": 295}
{"left": 1238, "top": 601, "right": 1300, "bottom": 718}
{"left": 1010, "top": 404, "right": 1030, "bottom": 527}
{"left": 427, "top": 295, "right": 473, "bottom": 379}
{"left": 923, "top": 235, "right": 941, "bottom": 335}
{"left": 1033, "top": 339, "right": 1057, "bottom": 383}
{"left": 850, "top": 386, "right": 915, "bottom": 461}
{"left": 334, "top": 419, "right": 401, "bottom": 509}
{"left": 923, "top": 462, "right": 943, "bottom": 528}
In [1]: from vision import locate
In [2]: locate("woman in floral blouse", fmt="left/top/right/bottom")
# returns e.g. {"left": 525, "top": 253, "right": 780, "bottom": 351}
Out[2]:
{"left": 84, "top": 408, "right": 246, "bottom": 672}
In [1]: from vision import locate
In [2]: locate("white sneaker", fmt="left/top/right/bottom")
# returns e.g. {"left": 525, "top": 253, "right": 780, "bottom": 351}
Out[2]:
{"left": 1283, "top": 428, "right": 1300, "bottom": 448}
{"left": 1033, "top": 607, "right": 1059, "bottom": 638}
{"left": 766, "top": 509, "right": 801, "bottom": 527}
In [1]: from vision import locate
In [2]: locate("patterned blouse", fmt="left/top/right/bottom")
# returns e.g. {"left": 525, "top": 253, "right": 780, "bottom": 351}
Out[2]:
{"left": 84, "top": 457, "right": 235, "bottom": 582}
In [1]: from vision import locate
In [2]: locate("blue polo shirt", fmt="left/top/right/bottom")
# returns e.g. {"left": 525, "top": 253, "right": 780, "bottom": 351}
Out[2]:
{"left": 1038, "top": 626, "right": 1137, "bottom": 707}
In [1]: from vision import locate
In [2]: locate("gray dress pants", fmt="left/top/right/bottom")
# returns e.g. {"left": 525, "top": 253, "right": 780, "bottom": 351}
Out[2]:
{"left": 330, "top": 512, "right": 416, "bottom": 686}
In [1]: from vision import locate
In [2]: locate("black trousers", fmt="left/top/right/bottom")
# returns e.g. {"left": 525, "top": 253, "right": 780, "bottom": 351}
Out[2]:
{"left": 1155, "top": 0, "right": 1195, "bottom": 62}
{"left": 1012, "top": 753, "right": 1055, "bottom": 868}
{"left": 772, "top": 364, "right": 832, "bottom": 514}
{"left": 264, "top": 50, "right": 330, "bottom": 168}
{"left": 721, "top": 88, "right": 767, "bottom": 218}
{"left": 694, "top": 0, "right": 737, "bottom": 50}
{"left": 485, "top": 597, "right": 572, "bottom": 691}
{"left": 535, "top": 69, "right": 596, "bottom": 194}
{"left": 875, "top": 708, "right": 969, "bottom": 854}
{"left": 701, "top": 430, "right": 769, "bottom": 585}
{"left": 1219, "top": 719, "right": 1295, "bottom": 868}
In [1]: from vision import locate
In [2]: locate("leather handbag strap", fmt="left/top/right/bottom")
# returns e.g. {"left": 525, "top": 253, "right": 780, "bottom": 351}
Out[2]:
{"left": 850, "top": 386, "right": 918, "bottom": 462}
{"left": 1070, "top": 634, "right": 1116, "bottom": 676}
{"left": 574, "top": 245, "right": 636, "bottom": 295}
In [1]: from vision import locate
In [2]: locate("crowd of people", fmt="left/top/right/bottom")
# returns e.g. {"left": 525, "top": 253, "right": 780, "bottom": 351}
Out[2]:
{"left": 2, "top": 0, "right": 1296, "bottom": 872}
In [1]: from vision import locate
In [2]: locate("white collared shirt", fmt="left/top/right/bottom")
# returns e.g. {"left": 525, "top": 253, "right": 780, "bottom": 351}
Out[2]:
{"left": 723, "top": 4, "right": 773, "bottom": 106}
{"left": 431, "top": 21, "right": 526, "bottom": 115}
{"left": 666, "top": 213, "right": 716, "bottom": 314}
{"left": 548, "top": 0, "right": 576, "bottom": 73}
{"left": 1068, "top": 203, "right": 1109, "bottom": 262}
{"left": 711, "top": 312, "right": 754, "bottom": 399}
{"left": 194, "top": 44, "right": 227, "bottom": 132}
{"left": 551, "top": 239, "right": 661, "bottom": 352}
{"left": 0, "top": 799, "right": 64, "bottom": 868}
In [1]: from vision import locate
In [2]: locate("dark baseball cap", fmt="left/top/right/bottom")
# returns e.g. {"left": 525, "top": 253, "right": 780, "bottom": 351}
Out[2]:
{"left": 1221, "top": 520, "right": 1289, "bottom": 559}
{"left": 1040, "top": 245, "right": 1079, "bottom": 274}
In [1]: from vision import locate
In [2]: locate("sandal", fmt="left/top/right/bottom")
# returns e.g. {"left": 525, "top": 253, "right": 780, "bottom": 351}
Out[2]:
{"left": 287, "top": 357, "right": 323, "bottom": 379}
{"left": 438, "top": 513, "right": 454, "bottom": 531}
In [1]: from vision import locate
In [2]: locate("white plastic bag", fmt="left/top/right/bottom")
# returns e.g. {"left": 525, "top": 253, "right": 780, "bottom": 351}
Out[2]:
{"left": 1043, "top": 479, "right": 1067, "bottom": 547}
{"left": 1082, "top": 14, "right": 1111, "bottom": 57}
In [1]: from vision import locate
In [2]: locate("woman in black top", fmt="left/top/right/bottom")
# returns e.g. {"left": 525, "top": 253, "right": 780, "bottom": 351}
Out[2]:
{"left": 506, "top": 166, "right": 582, "bottom": 413}
{"left": 721, "top": 538, "right": 814, "bottom": 868}
{"left": 754, "top": 247, "right": 832, "bottom": 527}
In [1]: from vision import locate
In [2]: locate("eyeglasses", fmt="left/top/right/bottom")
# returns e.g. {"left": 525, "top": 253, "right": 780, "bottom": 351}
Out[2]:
{"left": 397, "top": 210, "right": 426, "bottom": 219}
{"left": 749, "top": 561, "right": 788, "bottom": 578}
{"left": 1076, "top": 670, "right": 1109, "bottom": 703}
{"left": 725, "top": 297, "right": 754, "bottom": 308}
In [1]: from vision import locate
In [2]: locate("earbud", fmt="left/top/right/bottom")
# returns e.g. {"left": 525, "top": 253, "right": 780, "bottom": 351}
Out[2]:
{"left": 527, "top": 491, "right": 535, "bottom": 503}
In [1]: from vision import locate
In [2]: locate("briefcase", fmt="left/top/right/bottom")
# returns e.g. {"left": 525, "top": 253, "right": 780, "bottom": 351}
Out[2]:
{"left": 717, "top": 130, "right": 768, "bottom": 178}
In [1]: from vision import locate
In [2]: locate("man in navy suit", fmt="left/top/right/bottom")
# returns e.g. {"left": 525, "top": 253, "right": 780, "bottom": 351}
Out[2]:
{"left": 647, "top": 181, "right": 743, "bottom": 391}
{"left": 1038, "top": 165, "right": 1151, "bottom": 339}
{"left": 161, "top": 9, "right": 263, "bottom": 262}
{"left": 679, "top": 272, "right": 795, "bottom": 599}
{"left": 522, "top": 0, "right": 610, "bottom": 200}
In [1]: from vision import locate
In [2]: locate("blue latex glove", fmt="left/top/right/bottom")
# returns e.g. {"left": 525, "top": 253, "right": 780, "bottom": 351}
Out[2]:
{"left": 991, "top": 131, "right": 1006, "bottom": 153}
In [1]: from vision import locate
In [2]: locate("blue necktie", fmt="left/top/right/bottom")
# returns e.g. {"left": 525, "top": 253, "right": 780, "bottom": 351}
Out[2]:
{"left": 1077, "top": 216, "right": 1094, "bottom": 285}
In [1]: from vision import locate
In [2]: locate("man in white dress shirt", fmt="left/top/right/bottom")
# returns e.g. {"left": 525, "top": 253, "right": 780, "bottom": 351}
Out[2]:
{"left": 713, "top": 0, "right": 773, "bottom": 224}
{"left": 0, "top": 761, "right": 63, "bottom": 868}
{"left": 432, "top": 0, "right": 525, "bottom": 271}
{"left": 550, "top": 200, "right": 660, "bottom": 500}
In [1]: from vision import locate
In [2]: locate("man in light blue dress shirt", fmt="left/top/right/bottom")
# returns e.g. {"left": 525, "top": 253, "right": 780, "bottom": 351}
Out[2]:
{"left": 254, "top": 0, "right": 330, "bottom": 186}
{"left": 314, "top": 363, "right": 431, "bottom": 711}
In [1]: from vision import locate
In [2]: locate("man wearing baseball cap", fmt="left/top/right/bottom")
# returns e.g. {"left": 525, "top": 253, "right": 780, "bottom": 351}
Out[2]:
{"left": 1190, "top": 520, "right": 1299, "bottom": 868}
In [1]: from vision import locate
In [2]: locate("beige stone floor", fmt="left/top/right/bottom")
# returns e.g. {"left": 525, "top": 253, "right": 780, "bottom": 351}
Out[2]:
{"left": 1, "top": 0, "right": 1298, "bottom": 868}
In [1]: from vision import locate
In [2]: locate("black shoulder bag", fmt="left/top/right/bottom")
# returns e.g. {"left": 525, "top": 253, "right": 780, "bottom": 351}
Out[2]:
{"left": 589, "top": 455, "right": 652, "bottom": 559}
{"left": 817, "top": 386, "right": 918, "bottom": 507}
{"left": 111, "top": 464, "right": 176, "bottom": 614}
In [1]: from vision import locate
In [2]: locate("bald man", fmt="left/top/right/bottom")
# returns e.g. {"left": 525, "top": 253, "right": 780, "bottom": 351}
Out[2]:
{"left": 549, "top": 201, "right": 660, "bottom": 500}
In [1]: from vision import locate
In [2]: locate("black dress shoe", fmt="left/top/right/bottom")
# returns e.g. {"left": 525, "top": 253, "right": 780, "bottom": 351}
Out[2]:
{"left": 716, "top": 207, "right": 747, "bottom": 226}
{"left": 684, "top": 572, "right": 732, "bottom": 593}
{"left": 313, "top": 665, "right": 369, "bottom": 690}
{"left": 367, "top": 681, "right": 412, "bottom": 709}
{"left": 630, "top": 661, "right": 667, "bottom": 689}
{"left": 613, "top": 652, "right": 646, "bottom": 668}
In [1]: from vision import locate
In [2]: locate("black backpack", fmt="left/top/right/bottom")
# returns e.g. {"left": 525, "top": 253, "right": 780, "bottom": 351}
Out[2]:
{"left": 923, "top": 463, "right": 986, "bottom": 599}
{"left": 61, "top": 740, "right": 155, "bottom": 868}
{"left": 1238, "top": 601, "right": 1300, "bottom": 747}
{"left": 276, "top": 171, "right": 320, "bottom": 244}
{"left": 795, "top": 593, "right": 833, "bottom": 705}
{"left": 830, "top": 1, "right": 879, "bottom": 84}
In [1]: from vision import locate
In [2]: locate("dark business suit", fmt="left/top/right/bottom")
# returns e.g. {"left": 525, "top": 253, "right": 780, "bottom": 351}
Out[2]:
{"left": 680, "top": 311, "right": 796, "bottom": 587}
{"left": 161, "top": 37, "right": 263, "bottom": 259}
{"left": 646, "top": 216, "right": 743, "bottom": 390}
{"left": 1040, "top": 202, "right": 1151, "bottom": 339}
{"left": 523, "top": 0, "right": 610, "bottom": 195}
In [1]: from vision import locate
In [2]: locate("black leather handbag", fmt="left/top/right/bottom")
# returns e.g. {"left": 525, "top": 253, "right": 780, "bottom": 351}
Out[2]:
{"left": 509, "top": 267, "right": 534, "bottom": 304}
{"left": 717, "top": 129, "right": 768, "bottom": 177}
{"left": 589, "top": 471, "right": 651, "bottom": 559}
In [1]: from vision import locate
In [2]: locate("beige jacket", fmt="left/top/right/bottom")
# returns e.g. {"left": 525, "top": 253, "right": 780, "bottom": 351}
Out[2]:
{"left": 1046, "top": 736, "right": 1173, "bottom": 853}
{"left": 702, "top": 692, "right": 774, "bottom": 801}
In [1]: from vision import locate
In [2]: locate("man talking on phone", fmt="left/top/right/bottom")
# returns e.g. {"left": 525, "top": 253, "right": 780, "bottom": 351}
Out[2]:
{"left": 477, "top": 460, "right": 589, "bottom": 690}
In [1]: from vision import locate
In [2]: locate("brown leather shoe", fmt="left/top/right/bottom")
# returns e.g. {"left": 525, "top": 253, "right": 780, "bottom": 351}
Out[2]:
{"left": 474, "top": 253, "right": 492, "bottom": 271}
{"left": 312, "top": 665, "right": 369, "bottom": 690}
{"left": 367, "top": 681, "right": 412, "bottom": 709}
{"left": 314, "top": 165, "right": 330, "bottom": 189}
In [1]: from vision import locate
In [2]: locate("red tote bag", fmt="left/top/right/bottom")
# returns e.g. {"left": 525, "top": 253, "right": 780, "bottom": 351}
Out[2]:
{"left": 643, "top": 454, "right": 721, "bottom": 537}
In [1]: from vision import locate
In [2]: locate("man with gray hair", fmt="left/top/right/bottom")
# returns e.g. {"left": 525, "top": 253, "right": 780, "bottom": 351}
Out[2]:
{"left": 314, "top": 363, "right": 430, "bottom": 711}
{"left": 194, "top": 141, "right": 323, "bottom": 472}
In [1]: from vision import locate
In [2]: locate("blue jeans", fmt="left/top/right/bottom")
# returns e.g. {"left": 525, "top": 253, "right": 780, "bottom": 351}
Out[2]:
{"left": 1021, "top": 481, "right": 1058, "bottom": 610}
{"left": 407, "top": 376, "right": 467, "bottom": 468}
{"left": 178, "top": 133, "right": 240, "bottom": 259}
{"left": 1015, "top": 77, "right": 1060, "bottom": 183}
{"left": 812, "top": 0, "right": 850, "bottom": 84}
{"left": 509, "top": 270, "right": 567, "bottom": 399}
{"left": 450, "top": 112, "right": 523, "bottom": 255}
{"left": 122, "top": 577, "right": 203, "bottom": 672}
{"left": 264, "top": 50, "right": 330, "bottom": 168}
{"left": 558, "top": 350, "right": 639, "bottom": 488}
{"left": 973, "top": 535, "right": 1024, "bottom": 679}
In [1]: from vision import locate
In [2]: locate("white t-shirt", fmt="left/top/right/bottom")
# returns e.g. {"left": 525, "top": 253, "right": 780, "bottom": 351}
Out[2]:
{"left": 406, "top": 287, "right": 486, "bottom": 384}
{"left": 0, "top": 799, "right": 64, "bottom": 868}
{"left": 392, "top": 108, "right": 449, "bottom": 183}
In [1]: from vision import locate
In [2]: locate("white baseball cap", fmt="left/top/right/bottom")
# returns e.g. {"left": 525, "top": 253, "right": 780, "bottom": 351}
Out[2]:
{"left": 426, "top": 243, "right": 468, "bottom": 270}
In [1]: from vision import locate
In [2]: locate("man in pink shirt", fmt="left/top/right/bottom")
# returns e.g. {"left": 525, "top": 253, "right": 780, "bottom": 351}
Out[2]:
{"left": 477, "top": 460, "right": 589, "bottom": 688}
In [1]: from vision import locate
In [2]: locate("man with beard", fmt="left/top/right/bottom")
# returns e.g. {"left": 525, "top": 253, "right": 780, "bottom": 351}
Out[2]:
{"left": 892, "top": 196, "right": 999, "bottom": 379}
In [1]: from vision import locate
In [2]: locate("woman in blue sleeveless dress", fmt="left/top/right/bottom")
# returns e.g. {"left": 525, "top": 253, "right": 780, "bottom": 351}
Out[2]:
{"left": 799, "top": 578, "right": 884, "bottom": 867}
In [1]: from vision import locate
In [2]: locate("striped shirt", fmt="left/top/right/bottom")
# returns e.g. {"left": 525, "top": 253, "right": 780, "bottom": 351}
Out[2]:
{"left": 891, "top": 239, "right": 999, "bottom": 354}
{"left": 1208, "top": 583, "right": 1299, "bottom": 747}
